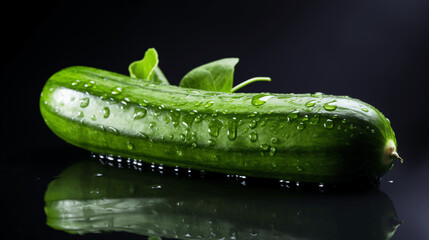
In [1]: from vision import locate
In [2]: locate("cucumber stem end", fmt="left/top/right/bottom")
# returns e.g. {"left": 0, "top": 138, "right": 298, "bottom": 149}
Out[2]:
{"left": 384, "top": 140, "right": 403, "bottom": 164}
{"left": 391, "top": 151, "right": 403, "bottom": 164}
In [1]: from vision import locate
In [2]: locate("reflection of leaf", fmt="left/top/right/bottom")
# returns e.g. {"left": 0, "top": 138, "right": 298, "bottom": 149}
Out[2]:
{"left": 128, "top": 48, "right": 169, "bottom": 85}
{"left": 179, "top": 58, "right": 239, "bottom": 92}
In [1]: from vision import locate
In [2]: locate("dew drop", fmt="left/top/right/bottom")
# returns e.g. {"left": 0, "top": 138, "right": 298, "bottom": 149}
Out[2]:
{"left": 138, "top": 132, "right": 148, "bottom": 139}
{"left": 305, "top": 100, "right": 317, "bottom": 107}
{"left": 71, "top": 80, "right": 80, "bottom": 86}
{"left": 208, "top": 139, "right": 216, "bottom": 146}
{"left": 194, "top": 115, "right": 202, "bottom": 123}
{"left": 269, "top": 146, "right": 277, "bottom": 156}
{"left": 77, "top": 111, "right": 84, "bottom": 118}
{"left": 108, "top": 127, "right": 119, "bottom": 135}
{"left": 180, "top": 134, "right": 186, "bottom": 141}
{"left": 249, "top": 119, "right": 258, "bottom": 129}
{"left": 301, "top": 115, "right": 309, "bottom": 121}
{"left": 90, "top": 115, "right": 96, "bottom": 121}
{"left": 111, "top": 87, "right": 122, "bottom": 95}
{"left": 296, "top": 166, "right": 303, "bottom": 171}
{"left": 288, "top": 110, "right": 299, "bottom": 119}
{"left": 271, "top": 137, "right": 279, "bottom": 144}
{"left": 309, "top": 115, "right": 320, "bottom": 125}
{"left": 227, "top": 120, "right": 237, "bottom": 141}
{"left": 103, "top": 107, "right": 110, "bottom": 118}
{"left": 249, "top": 132, "right": 258, "bottom": 142}
{"left": 79, "top": 98, "right": 89, "bottom": 108}
{"left": 127, "top": 141, "right": 134, "bottom": 150}
{"left": 323, "top": 119, "right": 334, "bottom": 129}
{"left": 84, "top": 81, "right": 94, "bottom": 88}
{"left": 296, "top": 122, "right": 305, "bottom": 131}
{"left": 204, "top": 100, "right": 214, "bottom": 108}
{"left": 133, "top": 108, "right": 147, "bottom": 119}
{"left": 323, "top": 101, "right": 337, "bottom": 111}
{"left": 251, "top": 94, "right": 272, "bottom": 106}
{"left": 260, "top": 144, "right": 270, "bottom": 151}
{"left": 312, "top": 92, "right": 323, "bottom": 97}
{"left": 208, "top": 119, "right": 223, "bottom": 137}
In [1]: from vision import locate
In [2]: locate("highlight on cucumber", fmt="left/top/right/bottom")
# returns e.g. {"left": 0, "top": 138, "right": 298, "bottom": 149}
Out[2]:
{"left": 40, "top": 48, "right": 403, "bottom": 184}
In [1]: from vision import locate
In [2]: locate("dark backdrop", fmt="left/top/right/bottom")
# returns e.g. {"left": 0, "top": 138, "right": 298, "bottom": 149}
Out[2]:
{"left": 2, "top": 1, "right": 429, "bottom": 239}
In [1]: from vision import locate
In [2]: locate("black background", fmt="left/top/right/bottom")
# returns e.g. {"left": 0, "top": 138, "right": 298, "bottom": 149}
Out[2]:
{"left": 2, "top": 1, "right": 429, "bottom": 239}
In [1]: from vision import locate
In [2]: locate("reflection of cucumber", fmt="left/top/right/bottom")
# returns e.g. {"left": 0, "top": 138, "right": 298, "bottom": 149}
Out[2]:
{"left": 40, "top": 66, "right": 402, "bottom": 183}
{"left": 44, "top": 159, "right": 400, "bottom": 240}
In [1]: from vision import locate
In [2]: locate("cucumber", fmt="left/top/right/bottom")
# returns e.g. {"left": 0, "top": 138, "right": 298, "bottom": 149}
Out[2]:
{"left": 40, "top": 66, "right": 402, "bottom": 184}
{"left": 44, "top": 159, "right": 400, "bottom": 239}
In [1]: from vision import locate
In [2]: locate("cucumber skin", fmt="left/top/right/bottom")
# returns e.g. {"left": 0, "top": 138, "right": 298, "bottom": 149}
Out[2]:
{"left": 40, "top": 66, "right": 397, "bottom": 183}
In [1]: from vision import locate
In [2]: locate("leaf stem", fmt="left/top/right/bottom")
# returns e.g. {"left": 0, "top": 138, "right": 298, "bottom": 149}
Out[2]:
{"left": 231, "top": 77, "right": 271, "bottom": 93}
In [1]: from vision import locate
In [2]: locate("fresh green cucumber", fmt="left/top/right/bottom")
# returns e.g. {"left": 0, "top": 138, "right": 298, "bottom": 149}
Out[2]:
{"left": 44, "top": 159, "right": 400, "bottom": 239}
{"left": 40, "top": 66, "right": 402, "bottom": 183}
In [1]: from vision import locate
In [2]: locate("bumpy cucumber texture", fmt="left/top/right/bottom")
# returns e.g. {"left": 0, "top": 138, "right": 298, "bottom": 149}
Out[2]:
{"left": 40, "top": 66, "right": 402, "bottom": 184}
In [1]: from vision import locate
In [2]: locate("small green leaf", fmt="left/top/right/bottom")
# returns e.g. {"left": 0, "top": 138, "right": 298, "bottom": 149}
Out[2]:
{"left": 179, "top": 58, "right": 239, "bottom": 92}
{"left": 128, "top": 48, "right": 169, "bottom": 85}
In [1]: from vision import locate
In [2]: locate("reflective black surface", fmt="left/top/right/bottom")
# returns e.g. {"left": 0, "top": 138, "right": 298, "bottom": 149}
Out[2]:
{"left": 3, "top": 1, "right": 429, "bottom": 239}
{"left": 2, "top": 150, "right": 429, "bottom": 239}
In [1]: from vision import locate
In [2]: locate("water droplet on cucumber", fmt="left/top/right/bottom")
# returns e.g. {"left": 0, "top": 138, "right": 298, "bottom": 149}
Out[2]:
{"left": 103, "top": 107, "right": 110, "bottom": 118}
{"left": 361, "top": 107, "right": 369, "bottom": 112}
{"left": 269, "top": 146, "right": 277, "bottom": 156}
{"left": 111, "top": 87, "right": 122, "bottom": 95}
{"left": 296, "top": 122, "right": 305, "bottom": 131}
{"left": 260, "top": 144, "right": 270, "bottom": 151}
{"left": 71, "top": 80, "right": 80, "bottom": 86}
{"left": 251, "top": 94, "right": 272, "bottom": 106}
{"left": 79, "top": 98, "right": 89, "bottom": 108}
{"left": 194, "top": 115, "right": 202, "bottom": 123}
{"left": 271, "top": 137, "right": 279, "bottom": 144}
{"left": 205, "top": 101, "right": 214, "bottom": 108}
{"left": 208, "top": 139, "right": 216, "bottom": 146}
{"left": 288, "top": 110, "right": 299, "bottom": 119}
{"left": 249, "top": 119, "right": 258, "bottom": 129}
{"left": 208, "top": 119, "right": 223, "bottom": 137}
{"left": 227, "top": 120, "right": 237, "bottom": 141}
{"left": 305, "top": 100, "right": 317, "bottom": 107}
{"left": 309, "top": 115, "right": 320, "bottom": 125}
{"left": 312, "top": 92, "right": 324, "bottom": 97}
{"left": 323, "top": 101, "right": 337, "bottom": 111}
{"left": 127, "top": 141, "right": 134, "bottom": 150}
{"left": 108, "top": 127, "right": 119, "bottom": 135}
{"left": 323, "top": 119, "right": 334, "bottom": 129}
{"left": 249, "top": 132, "right": 258, "bottom": 142}
{"left": 133, "top": 108, "right": 147, "bottom": 119}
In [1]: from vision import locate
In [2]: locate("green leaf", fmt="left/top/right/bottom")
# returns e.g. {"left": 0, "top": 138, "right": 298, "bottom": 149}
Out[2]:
{"left": 128, "top": 48, "right": 169, "bottom": 85}
{"left": 179, "top": 58, "right": 239, "bottom": 92}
